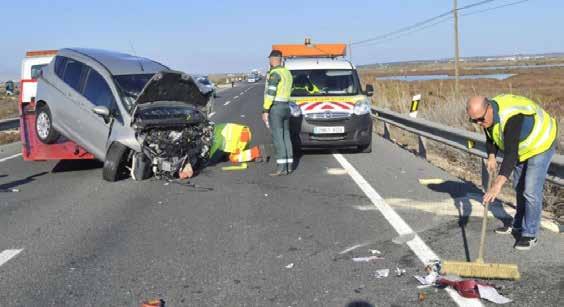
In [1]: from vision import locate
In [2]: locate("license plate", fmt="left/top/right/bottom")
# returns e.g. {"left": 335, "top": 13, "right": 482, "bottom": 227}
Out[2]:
{"left": 313, "top": 126, "right": 345, "bottom": 134}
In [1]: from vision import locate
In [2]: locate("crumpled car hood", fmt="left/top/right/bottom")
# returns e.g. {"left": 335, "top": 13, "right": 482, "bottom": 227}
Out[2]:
{"left": 134, "top": 70, "right": 209, "bottom": 107}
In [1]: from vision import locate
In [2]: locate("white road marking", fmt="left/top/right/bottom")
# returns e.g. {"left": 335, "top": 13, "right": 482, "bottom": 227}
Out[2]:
{"left": 234, "top": 96, "right": 239, "bottom": 99}
{"left": 224, "top": 101, "right": 231, "bottom": 106}
{"left": 333, "top": 153, "right": 483, "bottom": 307}
{"left": 208, "top": 112, "right": 216, "bottom": 118}
{"left": 240, "top": 92, "right": 244, "bottom": 95}
{"left": 0, "top": 153, "right": 22, "bottom": 163}
{"left": 0, "top": 249, "right": 23, "bottom": 267}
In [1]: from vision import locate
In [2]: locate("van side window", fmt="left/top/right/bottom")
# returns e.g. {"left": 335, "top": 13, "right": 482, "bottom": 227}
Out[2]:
{"left": 54, "top": 56, "right": 67, "bottom": 78}
{"left": 62, "top": 59, "right": 84, "bottom": 91}
{"left": 83, "top": 69, "right": 115, "bottom": 108}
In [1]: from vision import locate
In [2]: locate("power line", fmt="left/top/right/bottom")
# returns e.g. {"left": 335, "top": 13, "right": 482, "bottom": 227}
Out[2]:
{"left": 350, "top": 0, "right": 497, "bottom": 46}
{"left": 351, "top": 0, "right": 532, "bottom": 48}
{"left": 461, "top": 0, "right": 530, "bottom": 16}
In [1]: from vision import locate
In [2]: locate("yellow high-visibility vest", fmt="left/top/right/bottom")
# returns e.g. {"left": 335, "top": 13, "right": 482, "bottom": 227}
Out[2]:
{"left": 487, "top": 94, "right": 557, "bottom": 162}
{"left": 263, "top": 66, "right": 293, "bottom": 111}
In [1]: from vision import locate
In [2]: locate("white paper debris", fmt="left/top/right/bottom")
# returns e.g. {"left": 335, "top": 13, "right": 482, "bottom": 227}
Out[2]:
{"left": 369, "top": 249, "right": 381, "bottom": 255}
{"left": 414, "top": 272, "right": 438, "bottom": 285}
{"left": 374, "top": 269, "right": 390, "bottom": 278}
{"left": 477, "top": 285, "right": 512, "bottom": 304}
{"left": 285, "top": 263, "right": 294, "bottom": 269}
{"left": 395, "top": 267, "right": 406, "bottom": 276}
{"left": 352, "top": 256, "right": 384, "bottom": 262}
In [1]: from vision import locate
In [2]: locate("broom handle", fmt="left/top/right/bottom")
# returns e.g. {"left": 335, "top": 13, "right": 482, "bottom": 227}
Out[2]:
{"left": 477, "top": 170, "right": 494, "bottom": 263}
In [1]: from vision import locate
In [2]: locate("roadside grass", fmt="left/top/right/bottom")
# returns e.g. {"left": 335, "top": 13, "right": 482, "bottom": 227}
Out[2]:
{"left": 0, "top": 94, "right": 19, "bottom": 120}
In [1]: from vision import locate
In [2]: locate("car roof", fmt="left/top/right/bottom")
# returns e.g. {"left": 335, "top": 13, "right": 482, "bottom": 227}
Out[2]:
{"left": 284, "top": 58, "right": 355, "bottom": 70}
{"left": 60, "top": 48, "right": 168, "bottom": 76}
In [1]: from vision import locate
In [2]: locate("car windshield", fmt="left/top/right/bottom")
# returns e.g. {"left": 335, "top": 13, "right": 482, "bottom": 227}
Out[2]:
{"left": 114, "top": 73, "right": 155, "bottom": 111}
{"left": 290, "top": 69, "right": 359, "bottom": 97}
{"left": 198, "top": 78, "right": 211, "bottom": 85}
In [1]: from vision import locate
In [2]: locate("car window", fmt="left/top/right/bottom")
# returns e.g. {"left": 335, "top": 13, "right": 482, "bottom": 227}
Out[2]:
{"left": 83, "top": 69, "right": 115, "bottom": 108}
{"left": 54, "top": 56, "right": 67, "bottom": 78}
{"left": 31, "top": 64, "right": 47, "bottom": 80}
{"left": 62, "top": 59, "right": 84, "bottom": 91}
{"left": 114, "top": 73, "right": 155, "bottom": 112}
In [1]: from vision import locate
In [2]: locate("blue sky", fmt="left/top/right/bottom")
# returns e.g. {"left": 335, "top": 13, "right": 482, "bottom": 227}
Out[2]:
{"left": 1, "top": 0, "right": 562, "bottom": 80}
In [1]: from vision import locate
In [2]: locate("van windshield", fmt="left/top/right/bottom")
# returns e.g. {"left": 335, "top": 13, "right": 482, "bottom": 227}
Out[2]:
{"left": 114, "top": 73, "right": 155, "bottom": 111}
{"left": 290, "top": 69, "right": 359, "bottom": 97}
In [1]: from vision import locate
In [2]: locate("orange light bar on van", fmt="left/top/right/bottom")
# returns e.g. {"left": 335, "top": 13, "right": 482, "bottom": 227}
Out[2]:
{"left": 271, "top": 43, "right": 346, "bottom": 58}
{"left": 25, "top": 50, "right": 58, "bottom": 57}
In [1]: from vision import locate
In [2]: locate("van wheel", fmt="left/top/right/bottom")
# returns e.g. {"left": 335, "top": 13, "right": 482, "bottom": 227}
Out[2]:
{"left": 35, "top": 104, "right": 60, "bottom": 144}
{"left": 357, "top": 142, "right": 372, "bottom": 153}
{"left": 103, "top": 142, "right": 129, "bottom": 182}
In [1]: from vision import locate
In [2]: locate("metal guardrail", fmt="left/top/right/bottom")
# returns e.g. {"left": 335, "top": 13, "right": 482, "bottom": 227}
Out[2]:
{"left": 371, "top": 107, "right": 563, "bottom": 186}
{"left": 0, "top": 117, "right": 19, "bottom": 131}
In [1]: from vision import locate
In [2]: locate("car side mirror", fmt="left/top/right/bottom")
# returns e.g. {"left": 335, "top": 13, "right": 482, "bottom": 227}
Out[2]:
{"left": 92, "top": 106, "right": 111, "bottom": 123}
{"left": 365, "top": 84, "right": 374, "bottom": 97}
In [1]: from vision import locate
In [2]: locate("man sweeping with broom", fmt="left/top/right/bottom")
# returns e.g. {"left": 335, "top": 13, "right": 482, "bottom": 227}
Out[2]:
{"left": 440, "top": 94, "right": 556, "bottom": 281}
{"left": 466, "top": 94, "right": 558, "bottom": 250}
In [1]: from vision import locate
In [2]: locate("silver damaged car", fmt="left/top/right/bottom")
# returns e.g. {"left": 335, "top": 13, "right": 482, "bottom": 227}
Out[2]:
{"left": 35, "top": 48, "right": 214, "bottom": 181}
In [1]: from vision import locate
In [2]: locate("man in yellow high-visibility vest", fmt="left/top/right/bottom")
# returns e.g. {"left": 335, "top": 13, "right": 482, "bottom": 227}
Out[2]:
{"left": 467, "top": 94, "right": 558, "bottom": 250}
{"left": 262, "top": 50, "right": 294, "bottom": 176}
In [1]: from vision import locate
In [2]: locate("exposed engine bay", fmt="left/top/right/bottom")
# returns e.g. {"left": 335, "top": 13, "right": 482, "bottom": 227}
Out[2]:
{"left": 129, "top": 70, "right": 215, "bottom": 180}
{"left": 132, "top": 120, "right": 214, "bottom": 180}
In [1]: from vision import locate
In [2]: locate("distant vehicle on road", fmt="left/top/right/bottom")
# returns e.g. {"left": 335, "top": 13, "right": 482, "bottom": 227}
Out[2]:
{"left": 195, "top": 75, "right": 216, "bottom": 97}
{"left": 247, "top": 75, "right": 257, "bottom": 83}
{"left": 275, "top": 41, "right": 374, "bottom": 152}
{"left": 34, "top": 48, "right": 214, "bottom": 181}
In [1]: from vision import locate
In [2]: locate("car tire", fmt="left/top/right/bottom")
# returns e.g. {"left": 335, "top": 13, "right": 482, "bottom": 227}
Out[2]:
{"left": 103, "top": 142, "right": 129, "bottom": 182}
{"left": 358, "top": 142, "right": 372, "bottom": 153}
{"left": 35, "top": 104, "right": 60, "bottom": 144}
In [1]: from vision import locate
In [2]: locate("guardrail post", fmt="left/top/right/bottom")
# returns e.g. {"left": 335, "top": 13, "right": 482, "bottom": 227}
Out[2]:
{"left": 383, "top": 122, "right": 391, "bottom": 140}
{"left": 481, "top": 158, "right": 490, "bottom": 190}
{"left": 418, "top": 135, "right": 427, "bottom": 159}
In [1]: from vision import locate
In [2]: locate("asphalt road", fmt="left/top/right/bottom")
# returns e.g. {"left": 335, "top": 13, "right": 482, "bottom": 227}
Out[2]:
{"left": 0, "top": 81, "right": 562, "bottom": 307}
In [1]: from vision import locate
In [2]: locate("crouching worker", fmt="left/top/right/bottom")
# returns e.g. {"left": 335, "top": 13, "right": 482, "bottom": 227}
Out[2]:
{"left": 466, "top": 94, "right": 558, "bottom": 250}
{"left": 208, "top": 123, "right": 267, "bottom": 170}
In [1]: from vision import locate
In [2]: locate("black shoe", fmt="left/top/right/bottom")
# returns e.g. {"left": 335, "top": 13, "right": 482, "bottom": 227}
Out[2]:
{"left": 494, "top": 226, "right": 521, "bottom": 235}
{"left": 514, "top": 236, "right": 537, "bottom": 251}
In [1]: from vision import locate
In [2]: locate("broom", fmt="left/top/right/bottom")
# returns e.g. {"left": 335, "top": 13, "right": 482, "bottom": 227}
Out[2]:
{"left": 441, "top": 169, "right": 520, "bottom": 280}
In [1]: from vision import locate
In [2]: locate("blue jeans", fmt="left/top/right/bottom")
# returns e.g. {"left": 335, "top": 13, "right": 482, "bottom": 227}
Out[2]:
{"left": 511, "top": 142, "right": 556, "bottom": 238}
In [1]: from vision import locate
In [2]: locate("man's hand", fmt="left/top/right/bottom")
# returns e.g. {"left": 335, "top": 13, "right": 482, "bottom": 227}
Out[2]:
{"left": 482, "top": 175, "right": 507, "bottom": 205}
{"left": 262, "top": 112, "right": 270, "bottom": 129}
{"left": 487, "top": 154, "right": 497, "bottom": 174}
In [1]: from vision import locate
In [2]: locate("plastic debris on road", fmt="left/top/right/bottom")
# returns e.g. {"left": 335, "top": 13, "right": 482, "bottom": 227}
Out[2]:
{"left": 352, "top": 256, "right": 384, "bottom": 262}
{"left": 477, "top": 284, "right": 512, "bottom": 304}
{"left": 221, "top": 163, "right": 248, "bottom": 171}
{"left": 369, "top": 249, "right": 381, "bottom": 255}
{"left": 418, "top": 178, "right": 446, "bottom": 185}
{"left": 285, "top": 263, "right": 294, "bottom": 269}
{"left": 141, "top": 298, "right": 165, "bottom": 307}
{"left": 395, "top": 267, "right": 406, "bottom": 276}
{"left": 374, "top": 269, "right": 390, "bottom": 278}
{"left": 418, "top": 291, "right": 427, "bottom": 302}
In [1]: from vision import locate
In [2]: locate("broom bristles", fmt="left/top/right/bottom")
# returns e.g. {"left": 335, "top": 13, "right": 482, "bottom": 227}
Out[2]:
{"left": 441, "top": 260, "right": 520, "bottom": 280}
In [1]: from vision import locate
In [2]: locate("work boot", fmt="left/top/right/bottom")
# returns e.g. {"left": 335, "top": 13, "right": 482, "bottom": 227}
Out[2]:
{"left": 494, "top": 226, "right": 521, "bottom": 235}
{"left": 269, "top": 164, "right": 288, "bottom": 176}
{"left": 514, "top": 236, "right": 538, "bottom": 251}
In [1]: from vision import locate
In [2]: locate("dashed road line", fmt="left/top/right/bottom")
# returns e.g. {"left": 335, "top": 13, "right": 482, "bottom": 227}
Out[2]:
{"left": 224, "top": 101, "right": 231, "bottom": 106}
{"left": 0, "top": 153, "right": 22, "bottom": 163}
{"left": 333, "top": 153, "right": 483, "bottom": 307}
{"left": 234, "top": 96, "right": 239, "bottom": 99}
{"left": 208, "top": 112, "right": 216, "bottom": 118}
{"left": 0, "top": 249, "right": 23, "bottom": 267}
{"left": 240, "top": 92, "right": 244, "bottom": 95}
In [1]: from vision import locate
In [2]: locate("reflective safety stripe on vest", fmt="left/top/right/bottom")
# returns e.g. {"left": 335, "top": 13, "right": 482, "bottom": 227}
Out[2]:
{"left": 490, "top": 94, "right": 558, "bottom": 162}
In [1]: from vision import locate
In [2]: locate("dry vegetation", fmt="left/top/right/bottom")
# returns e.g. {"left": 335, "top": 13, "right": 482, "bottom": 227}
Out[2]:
{"left": 359, "top": 63, "right": 563, "bottom": 219}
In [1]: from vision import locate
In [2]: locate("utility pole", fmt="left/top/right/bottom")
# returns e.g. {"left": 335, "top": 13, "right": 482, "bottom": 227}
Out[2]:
{"left": 453, "top": 0, "right": 460, "bottom": 98}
